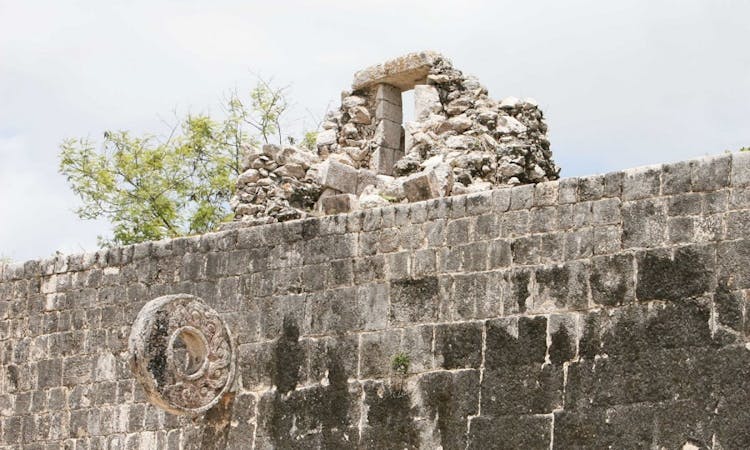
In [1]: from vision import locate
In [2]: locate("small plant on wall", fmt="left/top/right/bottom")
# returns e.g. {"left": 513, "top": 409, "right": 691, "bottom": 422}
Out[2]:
{"left": 390, "top": 352, "right": 411, "bottom": 394}
{"left": 391, "top": 352, "right": 410, "bottom": 374}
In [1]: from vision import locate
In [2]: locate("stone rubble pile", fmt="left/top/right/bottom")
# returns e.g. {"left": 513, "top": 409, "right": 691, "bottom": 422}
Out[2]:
{"left": 230, "top": 51, "right": 560, "bottom": 226}
{"left": 231, "top": 144, "right": 321, "bottom": 225}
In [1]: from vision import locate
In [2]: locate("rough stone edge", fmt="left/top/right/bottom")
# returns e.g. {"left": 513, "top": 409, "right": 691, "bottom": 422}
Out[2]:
{"left": 1, "top": 152, "right": 740, "bottom": 281}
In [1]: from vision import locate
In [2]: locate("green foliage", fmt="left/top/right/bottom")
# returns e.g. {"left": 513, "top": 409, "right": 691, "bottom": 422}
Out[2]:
{"left": 302, "top": 131, "right": 318, "bottom": 151}
{"left": 59, "top": 78, "right": 306, "bottom": 247}
{"left": 740, "top": 147, "right": 750, "bottom": 152}
{"left": 391, "top": 352, "right": 410, "bottom": 375}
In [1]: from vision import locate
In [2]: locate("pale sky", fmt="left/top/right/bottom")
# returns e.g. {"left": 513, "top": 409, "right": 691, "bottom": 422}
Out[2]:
{"left": 1, "top": 0, "right": 749, "bottom": 262}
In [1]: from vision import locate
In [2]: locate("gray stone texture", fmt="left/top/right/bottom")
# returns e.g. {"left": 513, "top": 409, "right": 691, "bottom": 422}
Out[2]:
{"left": 4, "top": 152, "right": 750, "bottom": 448}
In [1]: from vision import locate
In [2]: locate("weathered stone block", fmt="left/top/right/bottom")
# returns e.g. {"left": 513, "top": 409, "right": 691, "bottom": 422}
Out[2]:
{"left": 320, "top": 194, "right": 359, "bottom": 215}
{"left": 732, "top": 150, "right": 750, "bottom": 186}
{"left": 603, "top": 171, "right": 624, "bottom": 198}
{"left": 481, "top": 363, "right": 563, "bottom": 415}
{"left": 435, "top": 322, "right": 482, "bottom": 369}
{"left": 591, "top": 198, "right": 621, "bottom": 225}
{"left": 511, "top": 235, "right": 541, "bottom": 265}
{"left": 305, "top": 287, "right": 360, "bottom": 334}
{"left": 558, "top": 177, "right": 578, "bottom": 204}
{"left": 549, "top": 314, "right": 578, "bottom": 364}
{"left": 661, "top": 160, "right": 692, "bottom": 194}
{"left": 402, "top": 171, "right": 440, "bottom": 203}
{"left": 718, "top": 240, "right": 750, "bottom": 289}
{"left": 374, "top": 118, "right": 402, "bottom": 151}
{"left": 636, "top": 245, "right": 715, "bottom": 301}
{"left": 534, "top": 261, "right": 589, "bottom": 311}
{"left": 371, "top": 146, "right": 403, "bottom": 176}
{"left": 360, "top": 381, "right": 420, "bottom": 448}
{"left": 319, "top": 160, "right": 358, "bottom": 193}
{"left": 534, "top": 180, "right": 559, "bottom": 206}
{"left": 553, "top": 406, "right": 655, "bottom": 449}
{"left": 375, "top": 99, "right": 402, "bottom": 123}
{"left": 622, "top": 165, "right": 661, "bottom": 200}
{"left": 692, "top": 154, "right": 731, "bottom": 192}
{"left": 468, "top": 415, "right": 552, "bottom": 450}
{"left": 316, "top": 128, "right": 337, "bottom": 147}
{"left": 621, "top": 198, "right": 667, "bottom": 248}
{"left": 485, "top": 316, "right": 547, "bottom": 369}
{"left": 356, "top": 283, "right": 389, "bottom": 331}
{"left": 509, "top": 184, "right": 534, "bottom": 210}
{"left": 590, "top": 254, "right": 635, "bottom": 306}
{"left": 418, "top": 370, "right": 479, "bottom": 449}
{"left": 389, "top": 276, "right": 439, "bottom": 325}
{"left": 578, "top": 174, "right": 605, "bottom": 201}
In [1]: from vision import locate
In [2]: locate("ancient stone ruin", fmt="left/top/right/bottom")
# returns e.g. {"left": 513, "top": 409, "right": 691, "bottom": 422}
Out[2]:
{"left": 230, "top": 51, "right": 559, "bottom": 226}
{"left": 6, "top": 51, "right": 750, "bottom": 449}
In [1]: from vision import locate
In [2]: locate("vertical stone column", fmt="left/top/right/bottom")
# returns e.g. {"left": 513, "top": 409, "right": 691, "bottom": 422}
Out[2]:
{"left": 372, "top": 83, "right": 404, "bottom": 175}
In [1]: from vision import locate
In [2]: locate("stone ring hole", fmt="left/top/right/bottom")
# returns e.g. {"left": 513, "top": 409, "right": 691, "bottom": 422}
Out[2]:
{"left": 168, "top": 326, "right": 209, "bottom": 380}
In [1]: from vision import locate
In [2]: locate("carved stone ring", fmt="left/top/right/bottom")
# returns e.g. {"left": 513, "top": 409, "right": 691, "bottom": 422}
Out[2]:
{"left": 129, "top": 294, "right": 236, "bottom": 415}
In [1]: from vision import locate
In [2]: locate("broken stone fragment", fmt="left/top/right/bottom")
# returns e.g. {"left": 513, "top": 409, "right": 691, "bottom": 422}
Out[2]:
{"left": 318, "top": 159, "right": 358, "bottom": 193}
{"left": 379, "top": 175, "right": 406, "bottom": 201}
{"left": 237, "top": 168, "right": 261, "bottom": 185}
{"left": 275, "top": 146, "right": 318, "bottom": 168}
{"left": 327, "top": 152, "right": 356, "bottom": 167}
{"left": 528, "top": 164, "right": 547, "bottom": 181}
{"left": 359, "top": 185, "right": 390, "bottom": 209}
{"left": 316, "top": 129, "right": 337, "bottom": 147}
{"left": 342, "top": 95, "right": 367, "bottom": 109}
{"left": 344, "top": 146, "right": 369, "bottom": 163}
{"left": 342, "top": 122, "right": 359, "bottom": 138}
{"left": 262, "top": 144, "right": 282, "bottom": 160}
{"left": 240, "top": 145, "right": 263, "bottom": 171}
{"left": 445, "top": 135, "right": 477, "bottom": 150}
{"left": 499, "top": 96, "right": 520, "bottom": 109}
{"left": 437, "top": 114, "right": 472, "bottom": 134}
{"left": 403, "top": 171, "right": 441, "bottom": 202}
{"left": 496, "top": 115, "right": 528, "bottom": 134}
{"left": 499, "top": 162, "right": 525, "bottom": 178}
{"left": 348, "top": 106, "right": 372, "bottom": 124}
{"left": 445, "top": 97, "right": 472, "bottom": 115}
{"left": 321, "top": 193, "right": 359, "bottom": 214}
{"left": 356, "top": 169, "right": 379, "bottom": 195}
{"left": 422, "top": 154, "right": 453, "bottom": 195}
{"left": 274, "top": 163, "right": 306, "bottom": 179}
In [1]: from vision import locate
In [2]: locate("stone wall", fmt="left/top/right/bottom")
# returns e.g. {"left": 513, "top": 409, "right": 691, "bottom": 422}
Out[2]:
{"left": 2, "top": 151, "right": 750, "bottom": 449}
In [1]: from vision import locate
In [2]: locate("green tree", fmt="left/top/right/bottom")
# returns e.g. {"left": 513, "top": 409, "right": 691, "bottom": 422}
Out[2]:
{"left": 59, "top": 79, "right": 302, "bottom": 247}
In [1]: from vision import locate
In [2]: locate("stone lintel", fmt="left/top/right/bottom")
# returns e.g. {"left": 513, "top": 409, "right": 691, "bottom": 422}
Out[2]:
{"left": 353, "top": 51, "right": 443, "bottom": 91}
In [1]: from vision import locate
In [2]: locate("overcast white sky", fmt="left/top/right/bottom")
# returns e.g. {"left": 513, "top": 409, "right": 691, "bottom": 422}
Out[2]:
{"left": 1, "top": 0, "right": 749, "bottom": 262}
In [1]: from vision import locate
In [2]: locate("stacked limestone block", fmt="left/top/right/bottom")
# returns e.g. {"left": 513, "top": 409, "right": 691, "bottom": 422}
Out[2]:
{"left": 231, "top": 144, "right": 321, "bottom": 225}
